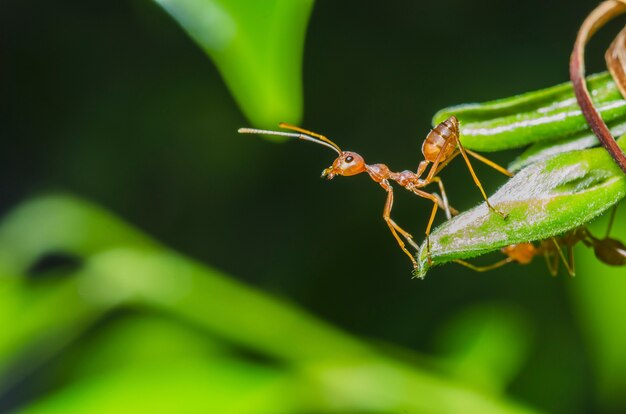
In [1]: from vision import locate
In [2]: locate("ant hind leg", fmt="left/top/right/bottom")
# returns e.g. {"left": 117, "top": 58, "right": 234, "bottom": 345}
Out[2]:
{"left": 605, "top": 204, "right": 619, "bottom": 238}
{"left": 465, "top": 149, "right": 513, "bottom": 177}
{"left": 455, "top": 138, "right": 508, "bottom": 219}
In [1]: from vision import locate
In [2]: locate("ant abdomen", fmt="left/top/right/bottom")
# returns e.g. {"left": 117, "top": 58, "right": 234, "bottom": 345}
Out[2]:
{"left": 422, "top": 116, "right": 459, "bottom": 162}
{"left": 593, "top": 237, "right": 626, "bottom": 266}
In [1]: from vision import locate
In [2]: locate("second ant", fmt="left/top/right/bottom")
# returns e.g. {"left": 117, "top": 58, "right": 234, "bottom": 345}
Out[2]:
{"left": 456, "top": 207, "right": 626, "bottom": 276}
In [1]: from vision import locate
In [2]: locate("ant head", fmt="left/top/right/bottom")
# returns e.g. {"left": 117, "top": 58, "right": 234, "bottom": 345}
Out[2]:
{"left": 321, "top": 151, "right": 366, "bottom": 179}
{"left": 238, "top": 122, "right": 367, "bottom": 180}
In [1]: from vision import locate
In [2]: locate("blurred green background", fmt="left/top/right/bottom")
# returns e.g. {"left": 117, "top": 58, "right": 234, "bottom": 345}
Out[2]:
{"left": 2, "top": 0, "right": 626, "bottom": 413}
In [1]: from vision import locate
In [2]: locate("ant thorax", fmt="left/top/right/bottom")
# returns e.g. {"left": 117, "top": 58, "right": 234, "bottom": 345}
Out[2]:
{"left": 365, "top": 163, "right": 390, "bottom": 183}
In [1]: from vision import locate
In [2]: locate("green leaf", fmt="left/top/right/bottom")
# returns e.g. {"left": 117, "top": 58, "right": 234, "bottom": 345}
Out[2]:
{"left": 508, "top": 118, "right": 626, "bottom": 172}
{"left": 416, "top": 137, "right": 626, "bottom": 278}
{"left": 155, "top": 0, "right": 314, "bottom": 127}
{"left": 17, "top": 360, "right": 297, "bottom": 414}
{"left": 433, "top": 72, "right": 626, "bottom": 152}
{"left": 508, "top": 133, "right": 599, "bottom": 173}
{"left": 0, "top": 195, "right": 540, "bottom": 414}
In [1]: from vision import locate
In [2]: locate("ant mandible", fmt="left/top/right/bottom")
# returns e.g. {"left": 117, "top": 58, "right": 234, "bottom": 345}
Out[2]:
{"left": 455, "top": 207, "right": 626, "bottom": 276}
{"left": 239, "top": 116, "right": 511, "bottom": 271}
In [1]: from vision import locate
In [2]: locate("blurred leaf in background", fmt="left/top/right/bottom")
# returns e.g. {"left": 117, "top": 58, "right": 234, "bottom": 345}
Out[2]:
{"left": 433, "top": 304, "right": 532, "bottom": 395}
{"left": 0, "top": 196, "right": 538, "bottom": 414}
{"left": 155, "top": 0, "right": 314, "bottom": 127}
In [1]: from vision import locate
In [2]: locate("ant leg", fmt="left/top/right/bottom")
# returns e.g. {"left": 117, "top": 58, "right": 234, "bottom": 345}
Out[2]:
{"left": 380, "top": 181, "right": 420, "bottom": 268}
{"left": 551, "top": 237, "right": 575, "bottom": 276}
{"left": 430, "top": 176, "right": 456, "bottom": 219}
{"left": 432, "top": 192, "right": 459, "bottom": 218}
{"left": 545, "top": 238, "right": 574, "bottom": 276}
{"left": 567, "top": 244, "right": 576, "bottom": 276}
{"left": 543, "top": 250, "right": 559, "bottom": 277}
{"left": 465, "top": 149, "right": 513, "bottom": 177}
{"left": 425, "top": 136, "right": 458, "bottom": 182}
{"left": 432, "top": 151, "right": 460, "bottom": 178}
{"left": 454, "top": 137, "right": 508, "bottom": 218}
{"left": 606, "top": 204, "right": 619, "bottom": 237}
{"left": 431, "top": 148, "right": 510, "bottom": 180}
{"left": 416, "top": 160, "right": 429, "bottom": 178}
{"left": 413, "top": 189, "right": 441, "bottom": 264}
{"left": 454, "top": 257, "right": 514, "bottom": 272}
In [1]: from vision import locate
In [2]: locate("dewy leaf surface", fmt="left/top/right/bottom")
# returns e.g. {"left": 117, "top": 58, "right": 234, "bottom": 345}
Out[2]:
{"left": 416, "top": 137, "right": 626, "bottom": 278}
{"left": 155, "top": 0, "right": 314, "bottom": 128}
{"left": 433, "top": 72, "right": 626, "bottom": 152}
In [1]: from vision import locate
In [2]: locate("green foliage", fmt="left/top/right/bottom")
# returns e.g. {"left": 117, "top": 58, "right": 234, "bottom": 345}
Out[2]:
{"left": 1, "top": 196, "right": 537, "bottom": 414}
{"left": 416, "top": 72, "right": 626, "bottom": 278}
{"left": 154, "top": 0, "right": 314, "bottom": 128}
{"left": 416, "top": 137, "right": 626, "bottom": 277}
{"left": 507, "top": 130, "right": 611, "bottom": 172}
{"left": 433, "top": 304, "right": 531, "bottom": 394}
{"left": 20, "top": 360, "right": 296, "bottom": 414}
{"left": 434, "top": 72, "right": 626, "bottom": 153}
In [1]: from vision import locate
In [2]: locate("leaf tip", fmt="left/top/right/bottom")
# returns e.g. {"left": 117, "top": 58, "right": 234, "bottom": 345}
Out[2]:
{"left": 414, "top": 247, "right": 432, "bottom": 279}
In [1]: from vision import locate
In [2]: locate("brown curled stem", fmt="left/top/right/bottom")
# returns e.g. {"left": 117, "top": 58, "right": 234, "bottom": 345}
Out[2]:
{"left": 570, "top": 0, "right": 626, "bottom": 175}
{"left": 606, "top": 25, "right": 626, "bottom": 98}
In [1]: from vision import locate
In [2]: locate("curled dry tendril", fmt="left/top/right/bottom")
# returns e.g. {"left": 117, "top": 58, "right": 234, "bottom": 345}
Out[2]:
{"left": 570, "top": 0, "right": 626, "bottom": 174}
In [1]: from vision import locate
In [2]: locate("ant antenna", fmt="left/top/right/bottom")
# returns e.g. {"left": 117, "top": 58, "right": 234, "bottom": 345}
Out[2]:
{"left": 238, "top": 126, "right": 342, "bottom": 155}
{"left": 278, "top": 122, "right": 343, "bottom": 154}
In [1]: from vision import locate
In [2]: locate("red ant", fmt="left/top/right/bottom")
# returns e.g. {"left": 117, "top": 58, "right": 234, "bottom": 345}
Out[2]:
{"left": 456, "top": 207, "right": 626, "bottom": 275}
{"left": 239, "top": 116, "right": 511, "bottom": 271}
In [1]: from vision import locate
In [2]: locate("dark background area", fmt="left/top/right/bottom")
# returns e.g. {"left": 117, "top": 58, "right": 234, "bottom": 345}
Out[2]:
{"left": 1, "top": 1, "right": 618, "bottom": 412}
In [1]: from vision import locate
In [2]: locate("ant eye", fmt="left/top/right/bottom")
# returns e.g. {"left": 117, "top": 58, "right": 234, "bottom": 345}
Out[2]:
{"left": 345, "top": 156, "right": 354, "bottom": 163}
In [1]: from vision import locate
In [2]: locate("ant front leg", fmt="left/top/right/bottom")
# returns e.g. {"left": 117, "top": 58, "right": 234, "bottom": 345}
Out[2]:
{"left": 380, "top": 181, "right": 420, "bottom": 269}
{"left": 416, "top": 160, "right": 457, "bottom": 218}
{"left": 412, "top": 188, "right": 441, "bottom": 265}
